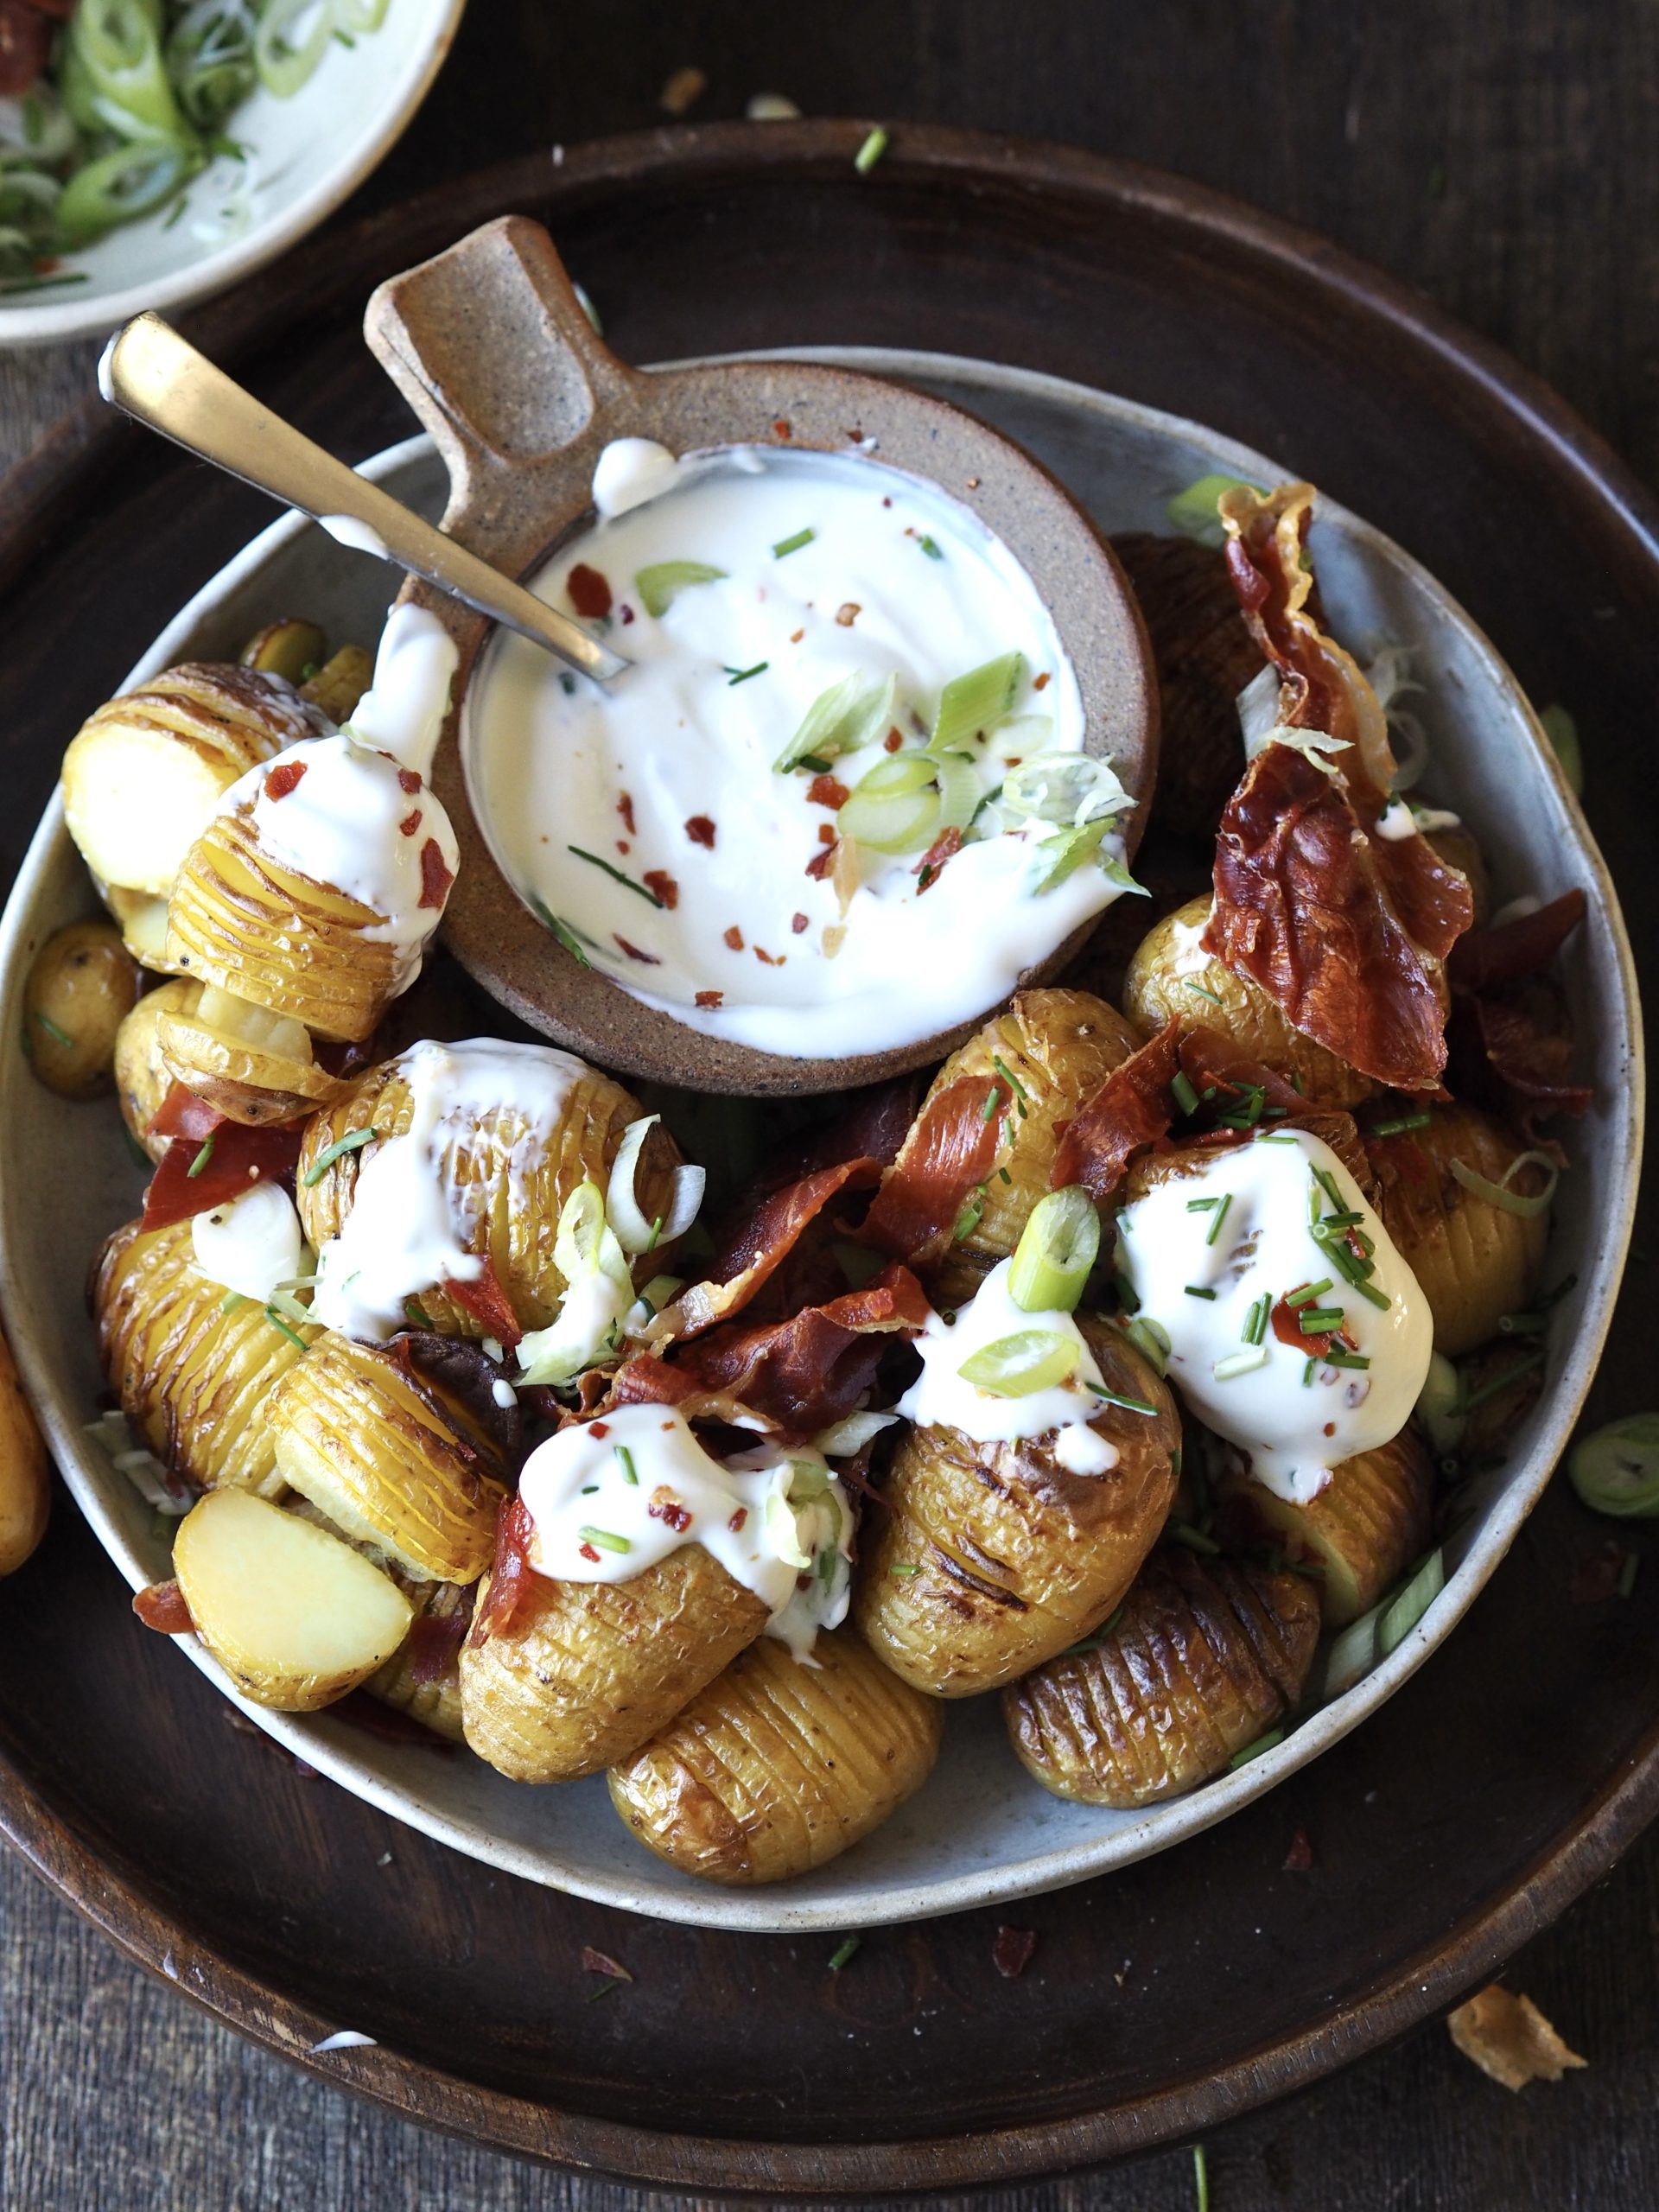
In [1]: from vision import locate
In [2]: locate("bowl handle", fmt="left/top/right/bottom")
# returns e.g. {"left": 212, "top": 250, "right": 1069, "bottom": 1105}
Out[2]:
{"left": 364, "top": 215, "right": 639, "bottom": 537}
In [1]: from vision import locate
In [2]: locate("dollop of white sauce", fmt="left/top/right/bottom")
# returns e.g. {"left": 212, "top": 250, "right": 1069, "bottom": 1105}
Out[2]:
{"left": 318, "top": 512, "right": 391, "bottom": 561}
{"left": 517, "top": 1402, "right": 852, "bottom": 1658}
{"left": 896, "top": 1258, "right": 1119, "bottom": 1463}
{"left": 1117, "top": 1128, "right": 1432, "bottom": 1503}
{"left": 465, "top": 442, "right": 1117, "bottom": 1060}
{"left": 310, "top": 1038, "right": 584, "bottom": 1343}
{"left": 190, "top": 1181, "right": 303, "bottom": 1302}
{"left": 345, "top": 603, "right": 459, "bottom": 779}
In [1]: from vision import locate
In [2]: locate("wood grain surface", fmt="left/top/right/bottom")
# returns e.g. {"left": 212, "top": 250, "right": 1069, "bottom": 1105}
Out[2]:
{"left": 3, "top": 3, "right": 1658, "bottom": 2207}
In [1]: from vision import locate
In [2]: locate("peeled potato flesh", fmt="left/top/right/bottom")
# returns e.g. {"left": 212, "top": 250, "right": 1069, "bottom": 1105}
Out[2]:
{"left": 1122, "top": 893, "right": 1376, "bottom": 1109}
{"left": 174, "top": 1488, "right": 413, "bottom": 1712}
{"left": 1004, "top": 1545, "right": 1321, "bottom": 1806}
{"left": 22, "top": 918, "right": 143, "bottom": 1100}
{"left": 297, "top": 1048, "right": 677, "bottom": 1335}
{"left": 0, "top": 1325, "right": 49, "bottom": 1577}
{"left": 1215, "top": 1425, "right": 1434, "bottom": 1627}
{"left": 853, "top": 1318, "right": 1182, "bottom": 1697}
{"left": 61, "top": 663, "right": 324, "bottom": 902}
{"left": 1365, "top": 1103, "right": 1549, "bottom": 1357}
{"left": 156, "top": 978, "right": 346, "bottom": 1127}
{"left": 460, "top": 1547, "right": 770, "bottom": 1783}
{"left": 266, "top": 1332, "right": 506, "bottom": 1584}
{"left": 608, "top": 1630, "right": 943, "bottom": 1884}
{"left": 94, "top": 1218, "right": 318, "bottom": 1497}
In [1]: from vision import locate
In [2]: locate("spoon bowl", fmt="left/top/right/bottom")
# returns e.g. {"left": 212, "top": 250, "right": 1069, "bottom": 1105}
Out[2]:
{"left": 365, "top": 218, "right": 1158, "bottom": 1093}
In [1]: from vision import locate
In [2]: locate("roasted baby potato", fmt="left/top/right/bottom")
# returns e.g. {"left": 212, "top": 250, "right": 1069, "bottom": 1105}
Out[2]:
{"left": 267, "top": 1332, "right": 507, "bottom": 1584}
{"left": 608, "top": 1629, "right": 943, "bottom": 1884}
{"left": 61, "top": 663, "right": 326, "bottom": 909}
{"left": 1123, "top": 893, "right": 1377, "bottom": 1109}
{"left": 1004, "top": 1544, "right": 1321, "bottom": 1806}
{"left": 460, "top": 1546, "right": 770, "bottom": 1783}
{"left": 854, "top": 1319, "right": 1181, "bottom": 1696}
{"left": 240, "top": 618, "right": 326, "bottom": 685}
{"left": 173, "top": 1488, "right": 413, "bottom": 1712}
{"left": 94, "top": 1219, "right": 319, "bottom": 1497}
{"left": 297, "top": 1046, "right": 679, "bottom": 1335}
{"left": 0, "top": 1325, "right": 49, "bottom": 1577}
{"left": 364, "top": 1576, "right": 472, "bottom": 1742}
{"left": 1214, "top": 1425, "right": 1434, "bottom": 1628}
{"left": 22, "top": 918, "right": 143, "bottom": 1099}
{"left": 114, "top": 979, "right": 196, "bottom": 1160}
{"left": 301, "top": 644, "right": 374, "bottom": 725}
{"left": 1364, "top": 1103, "right": 1550, "bottom": 1357}
{"left": 155, "top": 977, "right": 347, "bottom": 1127}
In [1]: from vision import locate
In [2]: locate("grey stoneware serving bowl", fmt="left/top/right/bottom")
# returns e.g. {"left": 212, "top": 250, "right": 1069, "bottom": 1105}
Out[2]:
{"left": 0, "top": 348, "right": 1639, "bottom": 1934}
{"left": 363, "top": 216, "right": 1160, "bottom": 1095}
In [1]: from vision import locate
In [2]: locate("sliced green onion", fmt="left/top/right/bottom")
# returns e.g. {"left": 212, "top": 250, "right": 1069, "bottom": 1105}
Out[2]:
{"left": 1166, "top": 472, "right": 1259, "bottom": 548}
{"left": 568, "top": 844, "right": 664, "bottom": 906}
{"left": 186, "top": 1134, "right": 215, "bottom": 1179}
{"left": 1213, "top": 1346, "right": 1268, "bottom": 1381}
{"left": 1171, "top": 1071, "right": 1200, "bottom": 1117}
{"left": 302, "top": 1126, "right": 380, "bottom": 1186}
{"left": 1121, "top": 1314, "right": 1171, "bottom": 1376}
{"left": 772, "top": 528, "right": 815, "bottom": 558}
{"left": 837, "top": 750, "right": 941, "bottom": 855}
{"left": 633, "top": 561, "right": 728, "bottom": 618}
{"left": 776, "top": 669, "right": 896, "bottom": 772}
{"left": 1538, "top": 702, "right": 1584, "bottom": 795}
{"left": 958, "top": 1328, "right": 1079, "bottom": 1397}
{"left": 928, "top": 652, "right": 1024, "bottom": 754}
{"left": 1228, "top": 1726, "right": 1284, "bottom": 1770}
{"left": 1414, "top": 1350, "right": 1465, "bottom": 1457}
{"left": 1449, "top": 1150, "right": 1559, "bottom": 1218}
{"left": 1325, "top": 1608, "right": 1379, "bottom": 1697}
{"left": 916, "top": 532, "right": 943, "bottom": 559}
{"left": 57, "top": 140, "right": 202, "bottom": 245}
{"left": 578, "top": 1525, "right": 632, "bottom": 1555}
{"left": 1028, "top": 816, "right": 1108, "bottom": 892}
{"left": 828, "top": 1934, "right": 863, "bottom": 1970}
{"left": 219, "top": 1290, "right": 245, "bottom": 1315}
{"left": 253, "top": 0, "right": 336, "bottom": 98}
{"left": 1377, "top": 1549, "right": 1445, "bottom": 1655}
{"left": 854, "top": 125, "right": 888, "bottom": 174}
{"left": 65, "top": 0, "right": 190, "bottom": 142}
{"left": 1007, "top": 1186, "right": 1100, "bottom": 1314}
{"left": 930, "top": 749, "right": 982, "bottom": 832}
{"left": 1567, "top": 1414, "right": 1659, "bottom": 1518}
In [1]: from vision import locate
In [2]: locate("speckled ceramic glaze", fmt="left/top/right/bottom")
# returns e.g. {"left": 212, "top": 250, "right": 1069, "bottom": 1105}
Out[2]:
{"left": 363, "top": 219, "right": 1159, "bottom": 1093}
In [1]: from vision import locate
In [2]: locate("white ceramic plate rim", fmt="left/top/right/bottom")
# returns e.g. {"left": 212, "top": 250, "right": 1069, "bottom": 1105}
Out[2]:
{"left": 0, "top": 349, "right": 1642, "bottom": 1933}
{"left": 0, "top": 0, "right": 467, "bottom": 350}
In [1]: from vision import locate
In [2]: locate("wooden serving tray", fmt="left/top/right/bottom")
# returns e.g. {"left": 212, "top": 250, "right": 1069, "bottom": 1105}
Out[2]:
{"left": 0, "top": 124, "right": 1655, "bottom": 2194}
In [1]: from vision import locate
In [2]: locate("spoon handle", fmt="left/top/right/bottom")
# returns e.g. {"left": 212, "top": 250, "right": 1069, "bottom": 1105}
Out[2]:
{"left": 99, "top": 313, "right": 627, "bottom": 684}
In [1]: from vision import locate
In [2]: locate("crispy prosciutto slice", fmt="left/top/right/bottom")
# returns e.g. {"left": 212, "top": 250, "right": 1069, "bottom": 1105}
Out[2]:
{"left": 141, "top": 1109, "right": 306, "bottom": 1233}
{"left": 467, "top": 1496, "right": 538, "bottom": 1647}
{"left": 1206, "top": 483, "right": 1474, "bottom": 1091}
{"left": 861, "top": 1073, "right": 1012, "bottom": 1268}
{"left": 671, "top": 1157, "right": 881, "bottom": 1338}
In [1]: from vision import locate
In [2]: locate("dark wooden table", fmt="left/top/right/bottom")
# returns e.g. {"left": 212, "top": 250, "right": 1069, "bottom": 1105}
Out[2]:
{"left": 3, "top": 4, "right": 1656, "bottom": 2205}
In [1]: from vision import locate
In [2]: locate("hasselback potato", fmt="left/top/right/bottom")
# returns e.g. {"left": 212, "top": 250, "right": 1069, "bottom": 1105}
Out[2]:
{"left": 94, "top": 1218, "right": 319, "bottom": 1497}
{"left": 854, "top": 1319, "right": 1181, "bottom": 1697}
{"left": 1122, "top": 893, "right": 1377, "bottom": 1109}
{"left": 364, "top": 1577, "right": 472, "bottom": 1742}
{"left": 608, "top": 1630, "right": 943, "bottom": 1884}
{"left": 1004, "top": 1545, "right": 1321, "bottom": 1806}
{"left": 297, "top": 1041, "right": 681, "bottom": 1336}
{"left": 114, "top": 980, "right": 196, "bottom": 1160}
{"left": 1364, "top": 1103, "right": 1550, "bottom": 1357}
{"left": 460, "top": 1547, "right": 770, "bottom": 1783}
{"left": 266, "top": 1333, "right": 507, "bottom": 1583}
{"left": 1214, "top": 1424, "right": 1434, "bottom": 1627}
{"left": 155, "top": 977, "right": 347, "bottom": 1127}
{"left": 22, "top": 918, "right": 143, "bottom": 1100}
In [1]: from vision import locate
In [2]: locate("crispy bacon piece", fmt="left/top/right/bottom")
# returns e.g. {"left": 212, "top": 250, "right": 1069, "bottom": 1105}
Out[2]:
{"left": 1466, "top": 995, "right": 1593, "bottom": 1121}
{"left": 418, "top": 838, "right": 454, "bottom": 910}
{"left": 467, "top": 1496, "right": 538, "bottom": 1647}
{"left": 141, "top": 1118, "right": 305, "bottom": 1232}
{"left": 1051, "top": 1020, "right": 1182, "bottom": 1202}
{"left": 567, "top": 563, "right": 613, "bottom": 619}
{"left": 913, "top": 826, "right": 963, "bottom": 892}
{"left": 264, "top": 760, "right": 308, "bottom": 801}
{"left": 674, "top": 1158, "right": 881, "bottom": 1338}
{"left": 406, "top": 1603, "right": 471, "bottom": 1684}
{"left": 132, "top": 1580, "right": 194, "bottom": 1634}
{"left": 861, "top": 1075, "right": 1010, "bottom": 1266}
{"left": 440, "top": 1261, "right": 522, "bottom": 1351}
{"left": 1448, "top": 888, "right": 1587, "bottom": 992}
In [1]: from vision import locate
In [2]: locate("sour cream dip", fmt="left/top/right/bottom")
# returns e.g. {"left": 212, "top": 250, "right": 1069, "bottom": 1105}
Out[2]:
{"left": 465, "top": 441, "right": 1135, "bottom": 1059}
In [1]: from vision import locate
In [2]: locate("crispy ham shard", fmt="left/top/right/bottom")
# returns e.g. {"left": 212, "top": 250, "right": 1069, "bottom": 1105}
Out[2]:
{"left": 861, "top": 1074, "right": 1011, "bottom": 1267}
{"left": 671, "top": 1157, "right": 882, "bottom": 1339}
{"left": 1205, "top": 482, "right": 1474, "bottom": 1090}
{"left": 141, "top": 1116, "right": 306, "bottom": 1233}
{"left": 468, "top": 1495, "right": 538, "bottom": 1647}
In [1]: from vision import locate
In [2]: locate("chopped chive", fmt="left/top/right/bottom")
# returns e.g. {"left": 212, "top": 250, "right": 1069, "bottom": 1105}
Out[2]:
{"left": 583, "top": 1980, "right": 621, "bottom": 2004}
{"left": 264, "top": 1305, "right": 308, "bottom": 1351}
{"left": 1618, "top": 1551, "right": 1640, "bottom": 1599}
{"left": 404, "top": 1297, "right": 434, "bottom": 1330}
{"left": 302, "top": 1126, "right": 381, "bottom": 1186}
{"left": 0, "top": 272, "right": 90, "bottom": 296}
{"left": 1185, "top": 1285, "right": 1217, "bottom": 1300}
{"left": 1169, "top": 1521, "right": 1220, "bottom": 1554}
{"left": 568, "top": 845, "right": 665, "bottom": 906}
{"left": 1368, "top": 1110, "right": 1433, "bottom": 1137}
{"left": 219, "top": 1291, "right": 246, "bottom": 1315}
{"left": 614, "top": 1445, "right": 639, "bottom": 1486}
{"left": 724, "top": 660, "right": 769, "bottom": 685}
{"left": 532, "top": 898, "right": 595, "bottom": 969}
{"left": 1084, "top": 1382, "right": 1160, "bottom": 1415}
{"left": 1540, "top": 1272, "right": 1580, "bottom": 1311}
{"left": 1302, "top": 1357, "right": 1318, "bottom": 1387}
{"left": 578, "top": 1525, "right": 632, "bottom": 1554}
{"left": 1243, "top": 1294, "right": 1270, "bottom": 1344}
{"left": 645, "top": 1214, "right": 664, "bottom": 1254}
{"left": 990, "top": 1053, "right": 1030, "bottom": 1105}
{"left": 581, "top": 1484, "right": 600, "bottom": 1495}
{"left": 633, "top": 560, "right": 728, "bottom": 617}
{"left": 1348, "top": 1275, "right": 1392, "bottom": 1312}
{"left": 796, "top": 752, "right": 836, "bottom": 774}
{"left": 32, "top": 1009, "right": 73, "bottom": 1048}
{"left": 1171, "top": 1071, "right": 1200, "bottom": 1116}
{"left": 1059, "top": 1605, "right": 1124, "bottom": 1657}
{"left": 1186, "top": 1197, "right": 1219, "bottom": 1212}
{"left": 1194, "top": 2143, "right": 1211, "bottom": 2212}
{"left": 1459, "top": 1348, "right": 1546, "bottom": 1413}
{"left": 854, "top": 125, "right": 888, "bottom": 173}
{"left": 1323, "top": 1351, "right": 1371, "bottom": 1370}
{"left": 829, "top": 1934, "right": 863, "bottom": 1970}
{"left": 186, "top": 1134, "right": 216, "bottom": 1179}
{"left": 888, "top": 1562, "right": 921, "bottom": 1577}
{"left": 1183, "top": 978, "right": 1224, "bottom": 1006}
{"left": 1257, "top": 1132, "right": 1300, "bottom": 1143}
{"left": 772, "top": 528, "right": 815, "bottom": 558}
{"left": 1287, "top": 1279, "right": 1333, "bottom": 1308}
{"left": 1205, "top": 1192, "right": 1233, "bottom": 1248}
{"left": 916, "top": 533, "right": 943, "bottom": 559}
{"left": 1229, "top": 1726, "right": 1284, "bottom": 1770}
{"left": 1300, "top": 1306, "right": 1345, "bottom": 1332}
{"left": 952, "top": 1188, "right": 986, "bottom": 1243}
{"left": 980, "top": 1088, "right": 1001, "bottom": 1123}
{"left": 998, "top": 1166, "right": 1013, "bottom": 1185}
{"left": 1497, "top": 1310, "right": 1548, "bottom": 1335}
{"left": 1313, "top": 1166, "right": 1346, "bottom": 1211}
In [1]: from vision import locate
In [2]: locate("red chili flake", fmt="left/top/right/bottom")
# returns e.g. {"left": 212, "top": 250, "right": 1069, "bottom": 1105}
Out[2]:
{"left": 805, "top": 845, "right": 836, "bottom": 880}
{"left": 1322, "top": 1421, "right": 1337, "bottom": 1437}
{"left": 589, "top": 1422, "right": 610, "bottom": 1440}
{"left": 614, "top": 935, "right": 662, "bottom": 964}
{"left": 263, "top": 760, "right": 308, "bottom": 801}
{"left": 618, "top": 791, "right": 638, "bottom": 836}
{"left": 696, "top": 989, "right": 724, "bottom": 1008}
{"left": 773, "top": 417, "right": 792, "bottom": 439}
{"left": 398, "top": 768, "right": 423, "bottom": 795}
{"left": 647, "top": 1488, "right": 693, "bottom": 1534}
{"left": 790, "top": 627, "right": 804, "bottom": 644}
{"left": 807, "top": 773, "right": 850, "bottom": 809}
{"left": 883, "top": 729, "right": 903, "bottom": 753}
{"left": 755, "top": 946, "right": 782, "bottom": 965}
{"left": 723, "top": 925, "right": 745, "bottom": 950}
{"left": 817, "top": 823, "right": 836, "bottom": 843}
{"left": 1569, "top": 1541, "right": 1630, "bottom": 1604}
{"left": 992, "top": 1926, "right": 1039, "bottom": 1979}
{"left": 620, "top": 604, "right": 635, "bottom": 626}
{"left": 913, "top": 826, "right": 963, "bottom": 892}
{"left": 567, "top": 562, "right": 613, "bottom": 619}
{"left": 685, "top": 814, "right": 717, "bottom": 848}
{"left": 728, "top": 1507, "right": 747, "bottom": 1532}
{"left": 616, "top": 841, "right": 631, "bottom": 855}
{"left": 1033, "top": 671, "right": 1052, "bottom": 692}
{"left": 1282, "top": 1827, "right": 1316, "bottom": 1872}
{"left": 398, "top": 809, "right": 423, "bottom": 837}
{"left": 643, "top": 869, "right": 680, "bottom": 908}
{"left": 1272, "top": 1296, "right": 1341, "bottom": 1357}
{"left": 836, "top": 602, "right": 861, "bottom": 627}
{"left": 418, "top": 839, "right": 454, "bottom": 909}
{"left": 791, "top": 912, "right": 810, "bottom": 934}
{"left": 882, "top": 496, "right": 893, "bottom": 508}
{"left": 579, "top": 1541, "right": 601, "bottom": 1563}
{"left": 132, "top": 1580, "right": 194, "bottom": 1634}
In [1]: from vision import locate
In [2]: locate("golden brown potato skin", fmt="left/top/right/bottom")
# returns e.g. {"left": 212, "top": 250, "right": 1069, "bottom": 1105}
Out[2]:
{"left": 240, "top": 619, "right": 326, "bottom": 684}
{"left": 853, "top": 1319, "right": 1181, "bottom": 1697}
{"left": 1004, "top": 1545, "right": 1321, "bottom": 1806}
{"left": 22, "top": 919, "right": 143, "bottom": 1098}
{"left": 296, "top": 1047, "right": 678, "bottom": 1335}
{"left": 0, "top": 1325, "right": 49, "bottom": 1577}
{"left": 300, "top": 645, "right": 374, "bottom": 725}
{"left": 365, "top": 1578, "right": 472, "bottom": 1742}
{"left": 1214, "top": 1425, "right": 1434, "bottom": 1628}
{"left": 1364, "top": 1103, "right": 1549, "bottom": 1357}
{"left": 1123, "top": 893, "right": 1376, "bottom": 1109}
{"left": 113, "top": 980, "right": 196, "bottom": 1160}
{"left": 93, "top": 1219, "right": 318, "bottom": 1497}
{"left": 460, "top": 1548, "right": 770, "bottom": 1783}
{"left": 154, "top": 979, "right": 346, "bottom": 1128}
{"left": 266, "top": 1333, "right": 506, "bottom": 1584}
{"left": 608, "top": 1630, "right": 943, "bottom": 1884}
